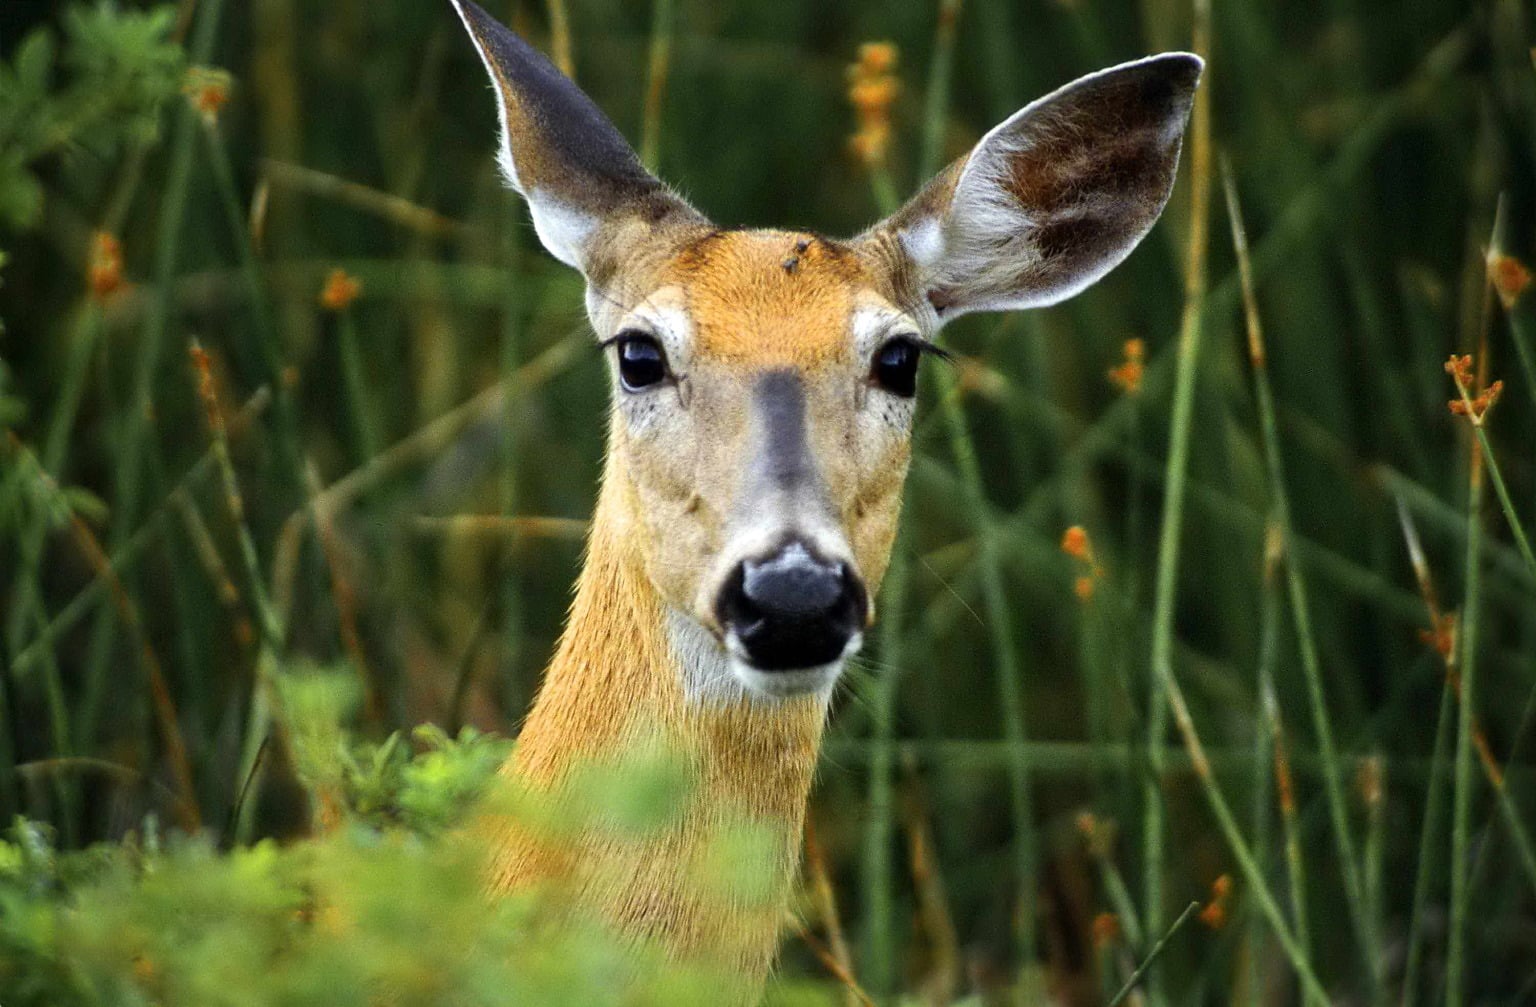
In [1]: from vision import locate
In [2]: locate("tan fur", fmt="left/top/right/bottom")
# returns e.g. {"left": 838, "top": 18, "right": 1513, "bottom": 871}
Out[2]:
{"left": 670, "top": 231, "right": 869, "bottom": 364}
{"left": 485, "top": 231, "right": 914, "bottom": 998}
{"left": 487, "top": 437, "right": 827, "bottom": 1000}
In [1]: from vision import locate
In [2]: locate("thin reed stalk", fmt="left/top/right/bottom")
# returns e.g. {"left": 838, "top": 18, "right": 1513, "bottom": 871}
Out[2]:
{"left": 11, "top": 390, "right": 273, "bottom": 682}
{"left": 1361, "top": 755, "right": 1386, "bottom": 963}
{"left": 1264, "top": 676, "right": 1310, "bottom": 955}
{"left": 919, "top": 0, "right": 963, "bottom": 182}
{"left": 1082, "top": 815, "right": 1146, "bottom": 950}
{"left": 259, "top": 159, "right": 471, "bottom": 240}
{"left": 6, "top": 307, "right": 104, "bottom": 665}
{"left": 805, "top": 816, "right": 863, "bottom": 1007}
{"left": 188, "top": 343, "right": 283, "bottom": 647}
{"left": 1401, "top": 678, "right": 1454, "bottom": 1007}
{"left": 935, "top": 383, "right": 1041, "bottom": 977}
{"left": 7, "top": 126, "right": 160, "bottom": 704}
{"left": 82, "top": 0, "right": 231, "bottom": 752}
{"left": 545, "top": 0, "right": 574, "bottom": 79}
{"left": 57, "top": 499, "right": 200, "bottom": 832}
{"left": 1446, "top": 364, "right": 1536, "bottom": 581}
{"left": 914, "top": 0, "right": 1039, "bottom": 980}
{"left": 201, "top": 120, "right": 303, "bottom": 487}
{"left": 1242, "top": 526, "right": 1281, "bottom": 1006}
{"left": 2, "top": 438, "right": 82, "bottom": 840}
{"left": 336, "top": 306, "right": 383, "bottom": 465}
{"left": 1223, "top": 160, "right": 1380, "bottom": 993}
{"left": 1107, "top": 902, "right": 1199, "bottom": 1007}
{"left": 901, "top": 760, "right": 961, "bottom": 1001}
{"left": 1487, "top": 195, "right": 1536, "bottom": 406}
{"left": 306, "top": 464, "right": 384, "bottom": 728}
{"left": 1505, "top": 296, "right": 1536, "bottom": 406}
{"left": 1150, "top": 632, "right": 1329, "bottom": 1002}
{"left": 1144, "top": 4, "right": 1211, "bottom": 1000}
{"left": 639, "top": 0, "right": 676, "bottom": 173}
{"left": 1446, "top": 255, "right": 1496, "bottom": 1007}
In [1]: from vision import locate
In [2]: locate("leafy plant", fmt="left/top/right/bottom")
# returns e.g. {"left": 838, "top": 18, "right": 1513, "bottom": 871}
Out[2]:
{"left": 0, "top": 746, "right": 784, "bottom": 1007}
{"left": 0, "top": 4, "right": 184, "bottom": 230}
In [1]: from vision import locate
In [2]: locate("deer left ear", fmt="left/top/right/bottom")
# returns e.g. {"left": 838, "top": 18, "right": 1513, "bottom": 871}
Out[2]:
{"left": 868, "top": 53, "right": 1203, "bottom": 322}
{"left": 450, "top": 0, "right": 707, "bottom": 274}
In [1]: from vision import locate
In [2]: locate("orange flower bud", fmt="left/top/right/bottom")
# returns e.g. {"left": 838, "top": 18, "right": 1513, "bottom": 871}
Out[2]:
{"left": 1488, "top": 250, "right": 1531, "bottom": 310}
{"left": 88, "top": 232, "right": 125, "bottom": 301}
{"left": 1198, "top": 874, "right": 1233, "bottom": 930}
{"left": 1061, "top": 525, "right": 1091, "bottom": 561}
{"left": 1091, "top": 912, "right": 1120, "bottom": 949}
{"left": 184, "top": 67, "right": 233, "bottom": 126}
{"left": 319, "top": 268, "right": 362, "bottom": 312}
{"left": 1108, "top": 338, "right": 1146, "bottom": 394}
{"left": 858, "top": 42, "right": 899, "bottom": 75}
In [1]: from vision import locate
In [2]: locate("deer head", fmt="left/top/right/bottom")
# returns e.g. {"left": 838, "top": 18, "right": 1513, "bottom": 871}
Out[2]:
{"left": 450, "top": 0, "right": 1201, "bottom": 704}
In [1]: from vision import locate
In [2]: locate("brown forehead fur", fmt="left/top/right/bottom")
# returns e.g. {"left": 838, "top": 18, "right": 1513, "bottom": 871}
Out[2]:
{"left": 660, "top": 229, "right": 901, "bottom": 366}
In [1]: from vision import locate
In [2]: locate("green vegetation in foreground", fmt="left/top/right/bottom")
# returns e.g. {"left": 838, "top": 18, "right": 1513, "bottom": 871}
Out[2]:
{"left": 2, "top": 0, "right": 1535, "bottom": 1003}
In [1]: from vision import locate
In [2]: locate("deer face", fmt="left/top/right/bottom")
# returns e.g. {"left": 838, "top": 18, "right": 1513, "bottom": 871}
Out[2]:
{"left": 450, "top": 0, "right": 1201, "bottom": 701}
{"left": 589, "top": 229, "right": 926, "bottom": 697}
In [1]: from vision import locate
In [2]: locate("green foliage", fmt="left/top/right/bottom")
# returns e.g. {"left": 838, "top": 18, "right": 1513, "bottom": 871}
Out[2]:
{"left": 0, "top": 655, "right": 781, "bottom": 1005}
{"left": 0, "top": 745, "right": 775, "bottom": 1006}
{"left": 0, "top": 4, "right": 184, "bottom": 229}
{"left": 273, "top": 658, "right": 515, "bottom": 835}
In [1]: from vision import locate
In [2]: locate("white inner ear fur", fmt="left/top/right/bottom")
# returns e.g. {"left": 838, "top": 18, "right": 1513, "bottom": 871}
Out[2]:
{"left": 898, "top": 217, "right": 947, "bottom": 276}
{"left": 897, "top": 53, "right": 1198, "bottom": 317}
{"left": 527, "top": 194, "right": 599, "bottom": 270}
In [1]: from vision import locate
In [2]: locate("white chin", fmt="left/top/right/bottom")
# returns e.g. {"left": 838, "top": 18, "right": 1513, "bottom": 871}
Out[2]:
{"left": 729, "top": 660, "right": 844, "bottom": 699}
{"left": 724, "top": 632, "right": 862, "bottom": 700}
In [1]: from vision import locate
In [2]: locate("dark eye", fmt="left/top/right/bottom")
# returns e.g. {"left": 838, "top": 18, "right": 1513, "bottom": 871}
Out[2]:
{"left": 614, "top": 331, "right": 669, "bottom": 391}
{"left": 870, "top": 337, "right": 922, "bottom": 398}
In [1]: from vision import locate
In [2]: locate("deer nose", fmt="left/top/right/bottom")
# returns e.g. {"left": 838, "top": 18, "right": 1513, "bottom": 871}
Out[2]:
{"left": 716, "top": 540, "right": 867, "bottom": 671}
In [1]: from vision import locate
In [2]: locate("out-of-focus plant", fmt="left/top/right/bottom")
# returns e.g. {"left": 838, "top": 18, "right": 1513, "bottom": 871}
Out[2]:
{"left": 0, "top": 4, "right": 184, "bottom": 230}
{"left": 0, "top": 812, "right": 768, "bottom": 1005}
{"left": 0, "top": 657, "right": 806, "bottom": 1005}
{"left": 0, "top": 410, "right": 107, "bottom": 538}
{"left": 275, "top": 659, "right": 515, "bottom": 835}
{"left": 0, "top": 729, "right": 792, "bottom": 1006}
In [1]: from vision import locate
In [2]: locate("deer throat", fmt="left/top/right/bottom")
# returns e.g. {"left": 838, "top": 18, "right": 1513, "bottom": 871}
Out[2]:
{"left": 485, "top": 475, "right": 830, "bottom": 983}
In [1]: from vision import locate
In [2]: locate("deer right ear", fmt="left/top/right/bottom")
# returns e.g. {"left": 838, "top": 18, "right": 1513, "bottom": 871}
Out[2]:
{"left": 449, "top": 0, "right": 707, "bottom": 275}
{"left": 867, "top": 53, "right": 1202, "bottom": 323}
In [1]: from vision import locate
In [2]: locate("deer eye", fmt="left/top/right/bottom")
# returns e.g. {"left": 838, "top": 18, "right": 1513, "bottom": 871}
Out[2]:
{"left": 870, "top": 337, "right": 922, "bottom": 398}
{"left": 613, "top": 331, "right": 669, "bottom": 391}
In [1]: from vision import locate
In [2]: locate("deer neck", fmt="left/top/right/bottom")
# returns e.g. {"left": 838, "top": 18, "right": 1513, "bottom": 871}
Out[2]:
{"left": 490, "top": 461, "right": 830, "bottom": 982}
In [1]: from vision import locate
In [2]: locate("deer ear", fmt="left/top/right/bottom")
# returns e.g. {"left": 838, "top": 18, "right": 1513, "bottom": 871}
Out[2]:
{"left": 870, "top": 53, "right": 1202, "bottom": 322}
{"left": 450, "top": 0, "right": 707, "bottom": 273}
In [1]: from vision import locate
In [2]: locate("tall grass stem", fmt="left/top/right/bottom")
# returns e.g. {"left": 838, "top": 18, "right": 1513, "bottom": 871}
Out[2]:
{"left": 1222, "top": 159, "right": 1380, "bottom": 993}
{"left": 1143, "top": 4, "right": 1211, "bottom": 999}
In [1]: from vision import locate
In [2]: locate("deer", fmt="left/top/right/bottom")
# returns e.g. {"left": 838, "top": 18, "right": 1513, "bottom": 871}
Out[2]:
{"left": 448, "top": 0, "right": 1200, "bottom": 996}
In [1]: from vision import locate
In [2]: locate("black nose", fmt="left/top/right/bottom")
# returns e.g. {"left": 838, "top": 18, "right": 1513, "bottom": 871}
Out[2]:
{"left": 716, "top": 541, "right": 868, "bottom": 671}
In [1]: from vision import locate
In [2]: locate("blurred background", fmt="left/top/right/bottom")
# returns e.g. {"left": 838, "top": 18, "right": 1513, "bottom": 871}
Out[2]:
{"left": 2, "top": 0, "right": 1535, "bottom": 1002}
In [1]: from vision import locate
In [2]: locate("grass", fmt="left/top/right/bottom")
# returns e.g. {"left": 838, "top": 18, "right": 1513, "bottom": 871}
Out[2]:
{"left": 2, "top": 0, "right": 1536, "bottom": 1003}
